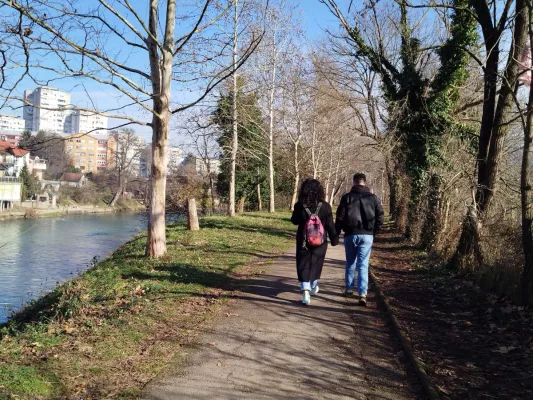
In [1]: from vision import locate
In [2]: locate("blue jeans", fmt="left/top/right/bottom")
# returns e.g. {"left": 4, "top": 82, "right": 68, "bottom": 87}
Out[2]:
{"left": 300, "top": 280, "right": 319, "bottom": 291}
{"left": 344, "top": 234, "right": 374, "bottom": 295}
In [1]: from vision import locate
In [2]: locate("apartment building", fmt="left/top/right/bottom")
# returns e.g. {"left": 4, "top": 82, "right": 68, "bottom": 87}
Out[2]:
{"left": 64, "top": 133, "right": 108, "bottom": 173}
{"left": 139, "top": 145, "right": 182, "bottom": 178}
{"left": 0, "top": 115, "right": 25, "bottom": 132}
{"left": 66, "top": 110, "right": 108, "bottom": 136}
{"left": 182, "top": 155, "right": 220, "bottom": 176}
{"left": 23, "top": 86, "right": 71, "bottom": 134}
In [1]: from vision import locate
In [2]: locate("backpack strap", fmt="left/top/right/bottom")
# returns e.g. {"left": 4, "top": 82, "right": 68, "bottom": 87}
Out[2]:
{"left": 304, "top": 202, "right": 322, "bottom": 217}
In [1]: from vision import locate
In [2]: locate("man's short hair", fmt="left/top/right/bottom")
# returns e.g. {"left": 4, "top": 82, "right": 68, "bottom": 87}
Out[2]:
{"left": 353, "top": 173, "right": 366, "bottom": 184}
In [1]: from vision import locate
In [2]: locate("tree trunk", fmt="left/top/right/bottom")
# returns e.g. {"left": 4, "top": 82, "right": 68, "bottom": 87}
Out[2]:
{"left": 187, "top": 198, "right": 200, "bottom": 231}
{"left": 421, "top": 174, "right": 443, "bottom": 251}
{"left": 311, "top": 121, "right": 318, "bottom": 179}
{"left": 329, "top": 152, "right": 341, "bottom": 205}
{"left": 521, "top": 97, "right": 533, "bottom": 303}
{"left": 209, "top": 174, "right": 216, "bottom": 214}
{"left": 522, "top": 8, "right": 533, "bottom": 305}
{"left": 387, "top": 170, "right": 398, "bottom": 219}
{"left": 443, "top": 198, "right": 450, "bottom": 233}
{"left": 395, "top": 178, "right": 409, "bottom": 235}
{"left": 228, "top": 0, "right": 239, "bottom": 217}
{"left": 290, "top": 140, "right": 300, "bottom": 211}
{"left": 268, "top": 54, "right": 277, "bottom": 213}
{"left": 110, "top": 175, "right": 126, "bottom": 207}
{"left": 146, "top": 0, "right": 175, "bottom": 258}
{"left": 449, "top": 203, "right": 483, "bottom": 270}
{"left": 257, "top": 183, "right": 262, "bottom": 211}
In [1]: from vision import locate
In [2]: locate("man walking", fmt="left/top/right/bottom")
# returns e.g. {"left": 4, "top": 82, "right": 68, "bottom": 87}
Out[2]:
{"left": 335, "top": 173, "right": 384, "bottom": 306}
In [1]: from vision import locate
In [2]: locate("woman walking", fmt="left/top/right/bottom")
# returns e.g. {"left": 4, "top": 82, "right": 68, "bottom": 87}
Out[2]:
{"left": 291, "top": 179, "right": 338, "bottom": 305}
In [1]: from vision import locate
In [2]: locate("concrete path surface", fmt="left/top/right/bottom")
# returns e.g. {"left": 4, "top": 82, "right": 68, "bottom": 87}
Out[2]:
{"left": 145, "top": 243, "right": 422, "bottom": 399}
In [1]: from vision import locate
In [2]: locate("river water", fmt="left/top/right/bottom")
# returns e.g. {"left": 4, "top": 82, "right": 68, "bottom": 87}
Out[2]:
{"left": 0, "top": 213, "right": 159, "bottom": 323}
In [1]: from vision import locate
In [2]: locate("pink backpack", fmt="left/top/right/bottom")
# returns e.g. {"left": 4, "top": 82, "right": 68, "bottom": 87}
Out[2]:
{"left": 304, "top": 203, "right": 325, "bottom": 247}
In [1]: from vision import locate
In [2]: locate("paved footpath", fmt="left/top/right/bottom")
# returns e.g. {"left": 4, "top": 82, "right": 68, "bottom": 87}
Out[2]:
{"left": 145, "top": 244, "right": 422, "bottom": 400}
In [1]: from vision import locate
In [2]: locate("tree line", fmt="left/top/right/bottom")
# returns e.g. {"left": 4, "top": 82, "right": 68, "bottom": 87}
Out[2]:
{"left": 3, "top": 0, "right": 533, "bottom": 306}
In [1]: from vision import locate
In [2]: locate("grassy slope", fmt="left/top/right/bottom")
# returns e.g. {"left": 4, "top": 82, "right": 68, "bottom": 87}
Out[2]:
{"left": 0, "top": 212, "right": 294, "bottom": 399}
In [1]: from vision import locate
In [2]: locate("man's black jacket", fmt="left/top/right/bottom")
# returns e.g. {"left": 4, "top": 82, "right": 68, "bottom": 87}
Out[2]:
{"left": 335, "top": 185, "right": 384, "bottom": 236}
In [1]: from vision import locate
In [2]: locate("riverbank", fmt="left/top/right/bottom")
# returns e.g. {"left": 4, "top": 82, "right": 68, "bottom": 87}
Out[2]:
{"left": 0, "top": 199, "right": 144, "bottom": 221}
{"left": 0, "top": 212, "right": 294, "bottom": 399}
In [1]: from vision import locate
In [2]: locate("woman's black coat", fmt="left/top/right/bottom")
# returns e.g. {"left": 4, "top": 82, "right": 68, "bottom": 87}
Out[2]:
{"left": 291, "top": 201, "right": 339, "bottom": 284}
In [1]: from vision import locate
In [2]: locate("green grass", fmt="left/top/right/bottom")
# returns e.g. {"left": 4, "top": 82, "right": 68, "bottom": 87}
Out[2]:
{"left": 0, "top": 212, "right": 294, "bottom": 399}
{"left": 0, "top": 365, "right": 61, "bottom": 397}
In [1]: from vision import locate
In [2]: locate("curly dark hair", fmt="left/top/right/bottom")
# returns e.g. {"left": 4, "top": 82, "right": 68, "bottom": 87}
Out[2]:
{"left": 298, "top": 178, "right": 325, "bottom": 208}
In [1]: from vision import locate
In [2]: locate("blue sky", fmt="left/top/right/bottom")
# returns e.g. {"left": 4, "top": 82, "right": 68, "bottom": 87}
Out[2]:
{"left": 2, "top": 1, "right": 345, "bottom": 142}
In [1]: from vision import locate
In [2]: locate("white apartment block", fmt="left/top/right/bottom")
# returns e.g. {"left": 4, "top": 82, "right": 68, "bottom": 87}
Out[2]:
{"left": 23, "top": 86, "right": 71, "bottom": 134}
{"left": 168, "top": 146, "right": 183, "bottom": 170}
{"left": 67, "top": 110, "right": 108, "bottom": 136}
{"left": 0, "top": 115, "right": 25, "bottom": 132}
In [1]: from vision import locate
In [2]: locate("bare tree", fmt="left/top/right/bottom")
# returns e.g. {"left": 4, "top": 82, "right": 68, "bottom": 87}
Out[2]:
{"left": 280, "top": 53, "right": 309, "bottom": 210}
{"left": 0, "top": 0, "right": 264, "bottom": 256}
{"left": 181, "top": 108, "right": 221, "bottom": 214}
{"left": 229, "top": 0, "right": 240, "bottom": 217}
{"left": 250, "top": 0, "right": 298, "bottom": 212}
{"left": 107, "top": 129, "right": 145, "bottom": 206}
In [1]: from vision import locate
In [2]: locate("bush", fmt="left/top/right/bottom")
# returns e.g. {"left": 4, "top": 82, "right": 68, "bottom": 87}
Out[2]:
{"left": 58, "top": 182, "right": 107, "bottom": 205}
{"left": 24, "top": 208, "right": 38, "bottom": 219}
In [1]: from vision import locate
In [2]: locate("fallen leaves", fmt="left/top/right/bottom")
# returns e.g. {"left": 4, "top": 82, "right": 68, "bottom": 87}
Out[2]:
{"left": 372, "top": 229, "right": 533, "bottom": 399}
{"left": 63, "top": 326, "right": 76, "bottom": 335}
{"left": 494, "top": 346, "right": 518, "bottom": 354}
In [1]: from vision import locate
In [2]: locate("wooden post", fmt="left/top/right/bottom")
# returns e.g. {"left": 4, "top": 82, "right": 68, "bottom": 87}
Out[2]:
{"left": 187, "top": 198, "right": 200, "bottom": 231}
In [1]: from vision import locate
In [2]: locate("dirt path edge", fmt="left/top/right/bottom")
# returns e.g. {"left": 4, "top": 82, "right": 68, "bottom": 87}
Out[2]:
{"left": 370, "top": 269, "right": 440, "bottom": 400}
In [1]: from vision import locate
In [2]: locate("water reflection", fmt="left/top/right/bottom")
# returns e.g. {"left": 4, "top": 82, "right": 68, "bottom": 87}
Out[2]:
{"left": 0, "top": 212, "right": 183, "bottom": 323}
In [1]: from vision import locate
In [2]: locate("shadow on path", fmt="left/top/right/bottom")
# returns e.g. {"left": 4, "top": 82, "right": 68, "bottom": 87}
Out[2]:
{"left": 144, "top": 241, "right": 423, "bottom": 400}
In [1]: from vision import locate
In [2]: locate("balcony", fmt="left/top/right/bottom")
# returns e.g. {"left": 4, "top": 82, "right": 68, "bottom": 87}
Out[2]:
{"left": 0, "top": 176, "right": 20, "bottom": 183}
{"left": 31, "top": 160, "right": 47, "bottom": 170}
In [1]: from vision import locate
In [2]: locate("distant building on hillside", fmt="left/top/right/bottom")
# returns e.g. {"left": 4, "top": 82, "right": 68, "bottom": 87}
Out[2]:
{"left": 28, "top": 156, "right": 47, "bottom": 180}
{"left": 0, "top": 133, "right": 22, "bottom": 147}
{"left": 139, "top": 145, "right": 182, "bottom": 178}
{"left": 181, "top": 155, "right": 220, "bottom": 176}
{"left": 0, "top": 115, "right": 25, "bottom": 132}
{"left": 23, "top": 86, "right": 108, "bottom": 136}
{"left": 23, "top": 86, "right": 71, "bottom": 134}
{"left": 59, "top": 172, "right": 86, "bottom": 187}
{"left": 0, "top": 141, "right": 30, "bottom": 178}
{"left": 65, "top": 110, "right": 108, "bottom": 136}
{"left": 63, "top": 133, "right": 105, "bottom": 173}
{"left": 168, "top": 146, "right": 183, "bottom": 171}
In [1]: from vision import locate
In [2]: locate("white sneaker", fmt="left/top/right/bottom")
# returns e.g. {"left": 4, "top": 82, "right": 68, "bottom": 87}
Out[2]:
{"left": 302, "top": 290, "right": 311, "bottom": 305}
{"left": 310, "top": 285, "right": 319, "bottom": 295}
